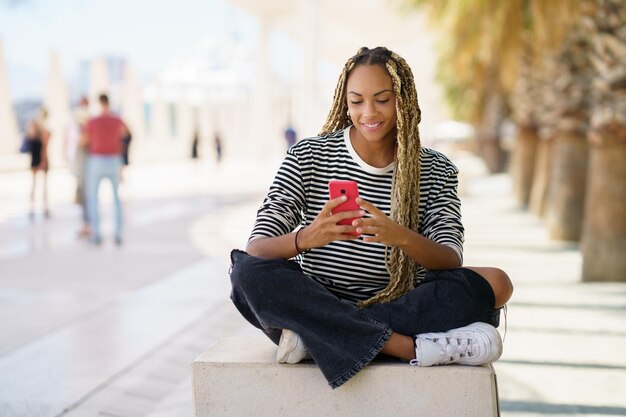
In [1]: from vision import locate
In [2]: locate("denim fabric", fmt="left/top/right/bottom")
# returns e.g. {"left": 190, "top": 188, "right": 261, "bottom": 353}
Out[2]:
{"left": 86, "top": 155, "right": 123, "bottom": 240}
{"left": 229, "top": 249, "right": 496, "bottom": 389}
{"left": 74, "top": 147, "right": 88, "bottom": 223}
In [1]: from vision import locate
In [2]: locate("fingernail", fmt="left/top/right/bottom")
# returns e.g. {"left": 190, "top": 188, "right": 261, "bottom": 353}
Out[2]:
{"left": 341, "top": 196, "right": 347, "bottom": 201}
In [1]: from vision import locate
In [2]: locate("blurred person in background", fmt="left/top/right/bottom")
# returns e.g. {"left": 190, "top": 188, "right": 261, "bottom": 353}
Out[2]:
{"left": 214, "top": 132, "right": 222, "bottom": 163}
{"left": 25, "top": 108, "right": 51, "bottom": 220}
{"left": 284, "top": 124, "right": 297, "bottom": 150}
{"left": 64, "top": 96, "right": 90, "bottom": 237}
{"left": 82, "top": 93, "right": 127, "bottom": 246}
{"left": 191, "top": 130, "right": 200, "bottom": 159}
{"left": 120, "top": 128, "right": 132, "bottom": 181}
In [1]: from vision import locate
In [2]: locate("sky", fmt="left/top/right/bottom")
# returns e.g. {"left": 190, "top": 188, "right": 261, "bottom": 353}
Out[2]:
{"left": 0, "top": 0, "right": 272, "bottom": 100}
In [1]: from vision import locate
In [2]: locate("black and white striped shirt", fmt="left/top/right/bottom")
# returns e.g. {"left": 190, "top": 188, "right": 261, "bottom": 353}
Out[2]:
{"left": 250, "top": 127, "right": 464, "bottom": 303}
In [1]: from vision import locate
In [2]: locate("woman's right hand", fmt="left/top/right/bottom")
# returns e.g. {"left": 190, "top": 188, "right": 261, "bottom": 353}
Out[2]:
{"left": 297, "top": 196, "right": 364, "bottom": 251}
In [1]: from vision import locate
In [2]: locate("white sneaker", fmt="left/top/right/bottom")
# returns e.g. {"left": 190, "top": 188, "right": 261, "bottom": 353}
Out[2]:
{"left": 276, "top": 329, "right": 310, "bottom": 363}
{"left": 410, "top": 322, "right": 502, "bottom": 367}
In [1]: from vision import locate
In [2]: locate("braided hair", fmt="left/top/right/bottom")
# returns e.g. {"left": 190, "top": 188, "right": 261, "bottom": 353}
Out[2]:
{"left": 320, "top": 46, "right": 422, "bottom": 307}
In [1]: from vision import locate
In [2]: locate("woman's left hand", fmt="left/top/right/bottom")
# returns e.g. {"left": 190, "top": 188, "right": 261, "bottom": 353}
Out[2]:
{"left": 353, "top": 198, "right": 408, "bottom": 247}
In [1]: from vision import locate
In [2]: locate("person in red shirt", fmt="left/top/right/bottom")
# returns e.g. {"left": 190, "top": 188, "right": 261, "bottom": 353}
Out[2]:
{"left": 82, "top": 93, "right": 127, "bottom": 245}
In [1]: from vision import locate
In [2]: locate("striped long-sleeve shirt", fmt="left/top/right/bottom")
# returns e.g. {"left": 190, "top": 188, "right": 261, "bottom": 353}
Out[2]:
{"left": 250, "top": 126, "right": 464, "bottom": 303}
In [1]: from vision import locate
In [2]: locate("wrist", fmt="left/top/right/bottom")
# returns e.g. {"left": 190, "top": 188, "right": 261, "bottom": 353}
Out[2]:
{"left": 294, "top": 227, "right": 310, "bottom": 254}
{"left": 397, "top": 226, "right": 414, "bottom": 248}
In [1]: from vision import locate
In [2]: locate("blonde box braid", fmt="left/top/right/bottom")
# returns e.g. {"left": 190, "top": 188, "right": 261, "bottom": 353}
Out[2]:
{"left": 320, "top": 47, "right": 422, "bottom": 307}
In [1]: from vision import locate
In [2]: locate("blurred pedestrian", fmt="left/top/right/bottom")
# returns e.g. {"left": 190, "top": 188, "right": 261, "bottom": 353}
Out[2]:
{"left": 120, "top": 128, "right": 132, "bottom": 182}
{"left": 25, "top": 108, "right": 51, "bottom": 220}
{"left": 214, "top": 133, "right": 222, "bottom": 163}
{"left": 64, "top": 96, "right": 90, "bottom": 237}
{"left": 191, "top": 130, "right": 200, "bottom": 159}
{"left": 82, "top": 93, "right": 127, "bottom": 246}
{"left": 284, "top": 124, "right": 296, "bottom": 150}
{"left": 121, "top": 129, "right": 132, "bottom": 166}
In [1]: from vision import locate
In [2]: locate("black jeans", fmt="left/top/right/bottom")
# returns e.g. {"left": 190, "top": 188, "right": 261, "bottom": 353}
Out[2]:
{"left": 229, "top": 249, "right": 497, "bottom": 389}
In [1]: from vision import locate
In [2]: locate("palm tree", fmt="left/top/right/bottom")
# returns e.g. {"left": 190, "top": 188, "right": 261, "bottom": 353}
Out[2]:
{"left": 544, "top": 22, "right": 593, "bottom": 241}
{"left": 509, "top": 40, "right": 542, "bottom": 208}
{"left": 527, "top": 52, "right": 557, "bottom": 217}
{"left": 405, "top": 0, "right": 581, "bottom": 198}
{"left": 433, "top": 40, "right": 507, "bottom": 173}
{"left": 403, "top": 0, "right": 625, "bottom": 283}
{"left": 581, "top": 0, "right": 626, "bottom": 281}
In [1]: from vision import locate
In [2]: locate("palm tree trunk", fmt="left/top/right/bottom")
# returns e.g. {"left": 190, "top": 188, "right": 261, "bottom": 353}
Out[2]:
{"left": 546, "top": 132, "right": 588, "bottom": 240}
{"left": 529, "top": 137, "right": 555, "bottom": 217}
{"left": 510, "top": 125, "right": 539, "bottom": 208}
{"left": 477, "top": 134, "right": 507, "bottom": 174}
{"left": 581, "top": 0, "right": 626, "bottom": 282}
{"left": 581, "top": 141, "right": 626, "bottom": 281}
{"left": 476, "top": 88, "right": 507, "bottom": 173}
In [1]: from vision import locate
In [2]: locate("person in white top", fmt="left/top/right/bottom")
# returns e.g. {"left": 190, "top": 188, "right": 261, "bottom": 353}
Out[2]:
{"left": 64, "top": 96, "right": 90, "bottom": 237}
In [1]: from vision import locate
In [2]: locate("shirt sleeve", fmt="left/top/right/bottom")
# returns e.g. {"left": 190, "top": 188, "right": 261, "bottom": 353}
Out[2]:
{"left": 419, "top": 161, "right": 465, "bottom": 264}
{"left": 248, "top": 150, "right": 307, "bottom": 242}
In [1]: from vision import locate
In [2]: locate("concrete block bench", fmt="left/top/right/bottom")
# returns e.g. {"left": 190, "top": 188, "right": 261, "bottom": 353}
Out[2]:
{"left": 192, "top": 337, "right": 500, "bottom": 417}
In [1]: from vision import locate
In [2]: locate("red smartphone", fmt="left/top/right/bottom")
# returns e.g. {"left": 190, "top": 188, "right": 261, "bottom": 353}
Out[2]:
{"left": 328, "top": 180, "right": 361, "bottom": 234}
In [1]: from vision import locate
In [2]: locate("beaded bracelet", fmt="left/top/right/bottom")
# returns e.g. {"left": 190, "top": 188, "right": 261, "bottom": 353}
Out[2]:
{"left": 294, "top": 228, "right": 309, "bottom": 254}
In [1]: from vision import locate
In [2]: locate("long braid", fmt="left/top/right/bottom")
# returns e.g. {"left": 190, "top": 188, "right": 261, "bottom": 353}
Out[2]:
{"left": 321, "top": 47, "right": 422, "bottom": 307}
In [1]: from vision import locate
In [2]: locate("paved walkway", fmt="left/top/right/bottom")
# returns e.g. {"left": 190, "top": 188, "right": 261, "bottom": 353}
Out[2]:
{"left": 0, "top": 153, "right": 624, "bottom": 417}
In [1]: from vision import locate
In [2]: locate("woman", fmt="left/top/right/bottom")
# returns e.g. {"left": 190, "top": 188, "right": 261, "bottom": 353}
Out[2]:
{"left": 26, "top": 109, "right": 51, "bottom": 219}
{"left": 230, "top": 47, "right": 513, "bottom": 389}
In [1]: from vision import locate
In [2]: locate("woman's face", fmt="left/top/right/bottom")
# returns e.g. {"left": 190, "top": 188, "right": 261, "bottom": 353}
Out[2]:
{"left": 346, "top": 64, "right": 397, "bottom": 146}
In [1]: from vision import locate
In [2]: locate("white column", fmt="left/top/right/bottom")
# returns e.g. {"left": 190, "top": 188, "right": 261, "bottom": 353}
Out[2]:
{"left": 177, "top": 94, "right": 194, "bottom": 154}
{"left": 0, "top": 39, "right": 20, "bottom": 154}
{"left": 89, "top": 57, "right": 110, "bottom": 115}
{"left": 43, "top": 50, "right": 71, "bottom": 168}
{"left": 197, "top": 100, "right": 215, "bottom": 160}
{"left": 121, "top": 65, "right": 145, "bottom": 143}
{"left": 296, "top": 0, "right": 320, "bottom": 138}
{"left": 151, "top": 84, "right": 169, "bottom": 143}
{"left": 251, "top": 13, "right": 273, "bottom": 160}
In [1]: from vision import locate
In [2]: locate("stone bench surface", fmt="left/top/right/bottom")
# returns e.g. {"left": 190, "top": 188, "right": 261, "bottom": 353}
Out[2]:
{"left": 192, "top": 337, "right": 500, "bottom": 417}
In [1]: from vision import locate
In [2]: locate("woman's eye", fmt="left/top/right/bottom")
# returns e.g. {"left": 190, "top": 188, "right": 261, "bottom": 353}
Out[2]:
{"left": 377, "top": 99, "right": 389, "bottom": 103}
{"left": 350, "top": 101, "right": 363, "bottom": 105}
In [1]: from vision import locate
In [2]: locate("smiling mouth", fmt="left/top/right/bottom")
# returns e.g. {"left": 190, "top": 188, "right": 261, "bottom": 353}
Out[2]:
{"left": 362, "top": 122, "right": 382, "bottom": 129}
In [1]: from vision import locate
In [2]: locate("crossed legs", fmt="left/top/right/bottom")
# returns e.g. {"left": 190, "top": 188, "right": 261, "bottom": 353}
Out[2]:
{"left": 380, "top": 267, "right": 512, "bottom": 360}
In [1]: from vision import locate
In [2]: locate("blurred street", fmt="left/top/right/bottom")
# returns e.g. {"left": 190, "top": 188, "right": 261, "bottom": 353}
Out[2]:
{"left": 0, "top": 154, "right": 625, "bottom": 417}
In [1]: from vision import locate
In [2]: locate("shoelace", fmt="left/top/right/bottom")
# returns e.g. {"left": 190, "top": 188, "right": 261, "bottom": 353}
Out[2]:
{"left": 409, "top": 337, "right": 474, "bottom": 365}
{"left": 438, "top": 337, "right": 473, "bottom": 362}
{"left": 502, "top": 304, "right": 508, "bottom": 342}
